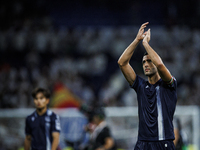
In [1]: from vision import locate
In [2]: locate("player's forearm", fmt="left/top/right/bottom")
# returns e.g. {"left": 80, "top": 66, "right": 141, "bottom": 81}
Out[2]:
{"left": 142, "top": 41, "right": 163, "bottom": 67}
{"left": 51, "top": 137, "right": 59, "bottom": 150}
{"left": 118, "top": 38, "right": 140, "bottom": 66}
{"left": 173, "top": 129, "right": 179, "bottom": 146}
{"left": 103, "top": 137, "right": 114, "bottom": 150}
{"left": 24, "top": 139, "right": 31, "bottom": 150}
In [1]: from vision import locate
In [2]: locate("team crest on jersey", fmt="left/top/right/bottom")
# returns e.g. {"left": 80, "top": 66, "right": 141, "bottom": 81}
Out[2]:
{"left": 31, "top": 117, "right": 35, "bottom": 122}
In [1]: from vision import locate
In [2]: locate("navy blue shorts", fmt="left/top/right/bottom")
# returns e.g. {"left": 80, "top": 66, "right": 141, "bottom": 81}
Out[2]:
{"left": 134, "top": 140, "right": 175, "bottom": 150}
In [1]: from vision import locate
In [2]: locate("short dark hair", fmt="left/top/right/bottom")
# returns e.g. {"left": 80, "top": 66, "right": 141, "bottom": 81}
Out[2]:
{"left": 31, "top": 87, "right": 51, "bottom": 99}
{"left": 91, "top": 107, "right": 106, "bottom": 120}
{"left": 143, "top": 51, "right": 148, "bottom": 56}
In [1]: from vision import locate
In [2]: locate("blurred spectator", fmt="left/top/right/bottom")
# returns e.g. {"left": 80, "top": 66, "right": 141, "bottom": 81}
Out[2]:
{"left": 173, "top": 117, "right": 188, "bottom": 150}
{"left": 81, "top": 107, "right": 117, "bottom": 150}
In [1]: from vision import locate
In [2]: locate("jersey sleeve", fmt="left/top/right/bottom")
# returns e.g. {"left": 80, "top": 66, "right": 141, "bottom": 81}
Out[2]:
{"left": 25, "top": 117, "right": 31, "bottom": 135}
{"left": 51, "top": 114, "right": 61, "bottom": 133}
{"left": 130, "top": 75, "right": 145, "bottom": 92}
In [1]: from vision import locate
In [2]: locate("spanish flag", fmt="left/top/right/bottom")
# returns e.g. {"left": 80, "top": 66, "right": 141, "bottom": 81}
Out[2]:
{"left": 50, "top": 82, "right": 81, "bottom": 108}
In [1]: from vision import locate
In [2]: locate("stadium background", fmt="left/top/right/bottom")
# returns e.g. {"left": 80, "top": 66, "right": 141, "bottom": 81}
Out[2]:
{"left": 0, "top": 0, "right": 200, "bottom": 149}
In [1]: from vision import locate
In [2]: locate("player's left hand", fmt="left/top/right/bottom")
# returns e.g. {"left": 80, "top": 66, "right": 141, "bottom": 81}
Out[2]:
{"left": 136, "top": 22, "right": 149, "bottom": 41}
{"left": 143, "top": 28, "right": 151, "bottom": 43}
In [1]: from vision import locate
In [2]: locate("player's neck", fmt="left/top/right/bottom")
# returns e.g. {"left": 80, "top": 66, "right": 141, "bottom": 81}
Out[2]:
{"left": 36, "top": 107, "right": 47, "bottom": 116}
{"left": 97, "top": 120, "right": 104, "bottom": 126}
{"left": 148, "top": 73, "right": 160, "bottom": 85}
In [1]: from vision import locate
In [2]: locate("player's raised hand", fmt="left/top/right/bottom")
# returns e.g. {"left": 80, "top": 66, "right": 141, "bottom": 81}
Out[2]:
{"left": 136, "top": 22, "right": 149, "bottom": 41}
{"left": 143, "top": 28, "right": 151, "bottom": 44}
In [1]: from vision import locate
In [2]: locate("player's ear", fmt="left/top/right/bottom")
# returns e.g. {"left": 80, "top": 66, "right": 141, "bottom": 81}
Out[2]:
{"left": 46, "top": 98, "right": 50, "bottom": 104}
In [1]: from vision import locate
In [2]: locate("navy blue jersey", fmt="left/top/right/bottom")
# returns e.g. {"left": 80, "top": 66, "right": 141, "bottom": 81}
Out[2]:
{"left": 131, "top": 75, "right": 177, "bottom": 141}
{"left": 25, "top": 109, "right": 61, "bottom": 150}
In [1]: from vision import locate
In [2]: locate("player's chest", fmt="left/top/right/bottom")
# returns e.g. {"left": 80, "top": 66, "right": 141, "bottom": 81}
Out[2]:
{"left": 139, "top": 84, "right": 162, "bottom": 107}
{"left": 30, "top": 116, "right": 51, "bottom": 130}
{"left": 143, "top": 84, "right": 158, "bottom": 97}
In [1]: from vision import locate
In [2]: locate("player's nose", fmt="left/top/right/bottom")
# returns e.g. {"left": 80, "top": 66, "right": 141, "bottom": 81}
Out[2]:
{"left": 144, "top": 62, "right": 149, "bottom": 67}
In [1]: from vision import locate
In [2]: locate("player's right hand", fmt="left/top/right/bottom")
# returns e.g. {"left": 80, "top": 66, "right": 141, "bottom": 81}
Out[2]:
{"left": 143, "top": 28, "right": 151, "bottom": 44}
{"left": 136, "top": 22, "right": 149, "bottom": 41}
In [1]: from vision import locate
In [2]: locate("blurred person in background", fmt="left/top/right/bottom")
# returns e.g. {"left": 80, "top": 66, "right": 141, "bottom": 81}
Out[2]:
{"left": 24, "top": 87, "right": 61, "bottom": 150}
{"left": 81, "top": 106, "right": 116, "bottom": 150}
{"left": 118, "top": 22, "right": 177, "bottom": 149}
{"left": 173, "top": 117, "right": 188, "bottom": 150}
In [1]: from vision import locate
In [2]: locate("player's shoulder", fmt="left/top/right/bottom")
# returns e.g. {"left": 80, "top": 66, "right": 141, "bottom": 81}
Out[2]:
{"left": 26, "top": 111, "right": 36, "bottom": 118}
{"left": 26, "top": 111, "right": 37, "bottom": 122}
{"left": 47, "top": 109, "right": 59, "bottom": 119}
{"left": 131, "top": 75, "right": 146, "bottom": 87}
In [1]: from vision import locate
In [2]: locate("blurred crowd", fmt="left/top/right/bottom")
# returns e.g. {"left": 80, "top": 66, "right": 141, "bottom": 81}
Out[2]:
{"left": 1, "top": 21, "right": 200, "bottom": 108}
{"left": 1, "top": 0, "right": 200, "bottom": 109}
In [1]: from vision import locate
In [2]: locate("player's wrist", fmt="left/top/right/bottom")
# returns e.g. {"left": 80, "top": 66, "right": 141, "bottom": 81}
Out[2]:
{"left": 142, "top": 40, "right": 149, "bottom": 45}
{"left": 135, "top": 38, "right": 141, "bottom": 42}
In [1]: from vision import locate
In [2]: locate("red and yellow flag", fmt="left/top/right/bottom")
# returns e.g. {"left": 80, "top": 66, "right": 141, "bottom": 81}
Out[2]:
{"left": 50, "top": 82, "right": 81, "bottom": 108}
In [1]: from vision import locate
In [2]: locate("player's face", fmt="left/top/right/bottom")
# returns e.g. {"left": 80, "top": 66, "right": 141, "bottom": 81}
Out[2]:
{"left": 142, "top": 55, "right": 157, "bottom": 77}
{"left": 34, "top": 92, "right": 49, "bottom": 110}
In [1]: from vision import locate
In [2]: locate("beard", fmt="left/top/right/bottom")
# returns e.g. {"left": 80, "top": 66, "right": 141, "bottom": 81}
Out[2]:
{"left": 145, "top": 72, "right": 155, "bottom": 77}
{"left": 144, "top": 68, "right": 157, "bottom": 77}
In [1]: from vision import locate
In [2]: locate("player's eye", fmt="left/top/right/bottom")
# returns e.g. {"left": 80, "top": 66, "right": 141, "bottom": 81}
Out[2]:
{"left": 147, "top": 60, "right": 152, "bottom": 63}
